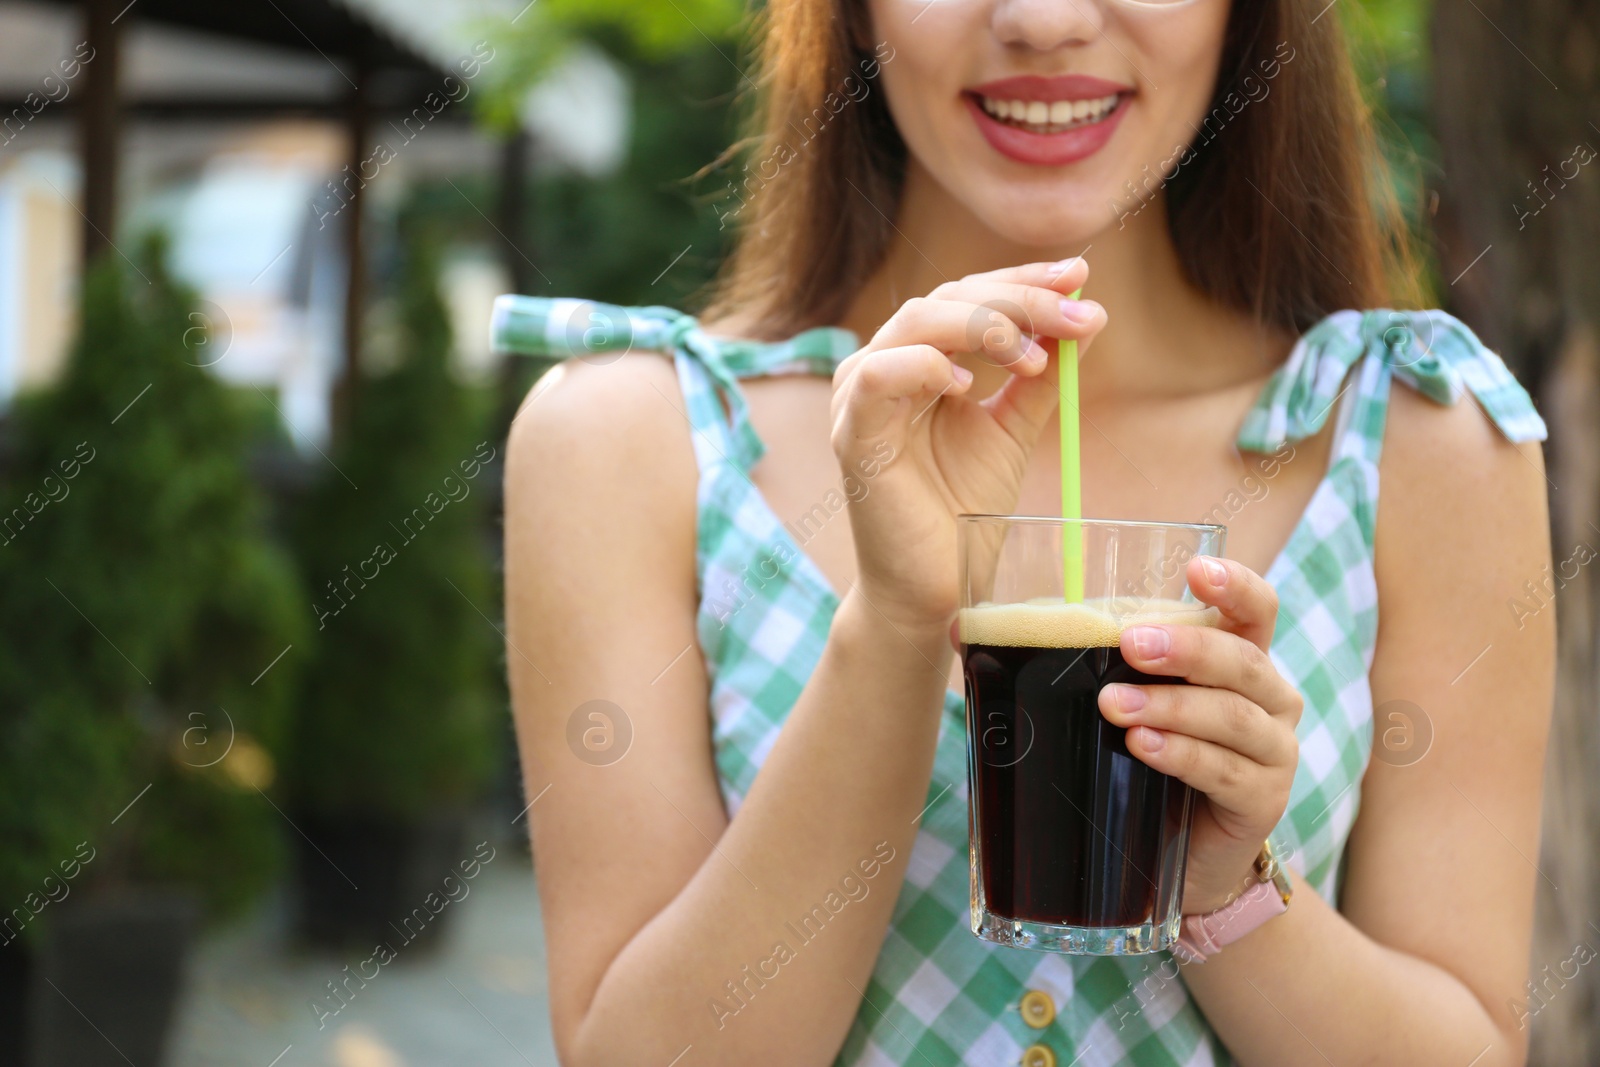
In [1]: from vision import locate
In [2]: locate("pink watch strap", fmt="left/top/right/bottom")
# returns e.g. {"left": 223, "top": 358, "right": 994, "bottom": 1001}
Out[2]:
{"left": 1174, "top": 880, "right": 1288, "bottom": 962}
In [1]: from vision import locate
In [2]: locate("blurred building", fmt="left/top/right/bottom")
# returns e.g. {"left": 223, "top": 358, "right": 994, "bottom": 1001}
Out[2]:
{"left": 0, "top": 150, "right": 76, "bottom": 399}
{"left": 0, "top": 0, "right": 629, "bottom": 449}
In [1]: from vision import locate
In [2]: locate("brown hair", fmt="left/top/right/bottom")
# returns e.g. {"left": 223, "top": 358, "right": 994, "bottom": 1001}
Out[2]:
{"left": 698, "top": 0, "right": 1420, "bottom": 339}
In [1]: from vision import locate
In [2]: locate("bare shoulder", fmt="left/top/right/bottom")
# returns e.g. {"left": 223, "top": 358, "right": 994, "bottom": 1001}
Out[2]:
{"left": 503, "top": 350, "right": 701, "bottom": 666}
{"left": 1370, "top": 376, "right": 1552, "bottom": 698}
{"left": 508, "top": 350, "right": 695, "bottom": 488}
{"left": 506, "top": 352, "right": 698, "bottom": 557}
{"left": 1377, "top": 381, "right": 1549, "bottom": 584}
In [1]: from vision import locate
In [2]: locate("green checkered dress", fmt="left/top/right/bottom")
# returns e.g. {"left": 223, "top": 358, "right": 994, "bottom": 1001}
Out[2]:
{"left": 493, "top": 298, "right": 1547, "bottom": 1065}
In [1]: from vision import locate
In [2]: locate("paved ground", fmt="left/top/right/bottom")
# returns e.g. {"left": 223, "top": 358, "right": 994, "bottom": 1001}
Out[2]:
{"left": 168, "top": 846, "right": 560, "bottom": 1067}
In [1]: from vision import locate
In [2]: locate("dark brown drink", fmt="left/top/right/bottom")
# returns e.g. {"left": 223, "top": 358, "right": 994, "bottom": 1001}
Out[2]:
{"left": 961, "top": 601, "right": 1217, "bottom": 932}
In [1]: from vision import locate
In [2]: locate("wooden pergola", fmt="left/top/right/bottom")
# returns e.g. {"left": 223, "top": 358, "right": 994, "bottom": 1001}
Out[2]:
{"left": 21, "top": 0, "right": 530, "bottom": 433}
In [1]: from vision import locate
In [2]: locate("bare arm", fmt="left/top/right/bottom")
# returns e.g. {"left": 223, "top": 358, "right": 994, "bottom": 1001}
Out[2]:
{"left": 506, "top": 355, "right": 951, "bottom": 1066}
{"left": 1179, "top": 386, "right": 1555, "bottom": 1066}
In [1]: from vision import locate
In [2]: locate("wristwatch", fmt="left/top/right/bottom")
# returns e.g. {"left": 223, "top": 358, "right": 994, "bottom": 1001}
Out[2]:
{"left": 1174, "top": 840, "right": 1293, "bottom": 963}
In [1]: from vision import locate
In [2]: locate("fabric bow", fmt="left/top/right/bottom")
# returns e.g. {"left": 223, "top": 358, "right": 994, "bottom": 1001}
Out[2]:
{"left": 1235, "top": 309, "right": 1547, "bottom": 453}
{"left": 491, "top": 296, "right": 765, "bottom": 469}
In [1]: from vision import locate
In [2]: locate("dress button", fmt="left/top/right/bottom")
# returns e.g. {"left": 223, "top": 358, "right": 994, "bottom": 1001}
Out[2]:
{"left": 1019, "top": 989, "right": 1055, "bottom": 1029}
{"left": 1021, "top": 1044, "right": 1057, "bottom": 1067}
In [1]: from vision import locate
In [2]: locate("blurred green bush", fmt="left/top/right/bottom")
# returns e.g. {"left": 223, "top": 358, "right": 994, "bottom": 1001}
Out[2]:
{"left": 285, "top": 237, "right": 500, "bottom": 823}
{"left": 0, "top": 237, "right": 305, "bottom": 927}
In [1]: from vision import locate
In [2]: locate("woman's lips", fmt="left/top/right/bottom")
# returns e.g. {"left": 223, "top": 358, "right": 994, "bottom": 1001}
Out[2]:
{"left": 965, "top": 91, "right": 1131, "bottom": 167}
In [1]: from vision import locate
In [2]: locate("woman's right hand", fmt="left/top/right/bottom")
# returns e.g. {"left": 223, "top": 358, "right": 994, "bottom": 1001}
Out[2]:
{"left": 830, "top": 258, "right": 1106, "bottom": 633}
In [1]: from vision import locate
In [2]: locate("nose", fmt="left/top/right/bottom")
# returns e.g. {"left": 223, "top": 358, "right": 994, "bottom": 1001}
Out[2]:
{"left": 992, "top": 0, "right": 1105, "bottom": 51}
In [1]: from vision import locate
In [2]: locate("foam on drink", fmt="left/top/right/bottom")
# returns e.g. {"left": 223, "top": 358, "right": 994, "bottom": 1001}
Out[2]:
{"left": 959, "top": 597, "right": 1221, "bottom": 649}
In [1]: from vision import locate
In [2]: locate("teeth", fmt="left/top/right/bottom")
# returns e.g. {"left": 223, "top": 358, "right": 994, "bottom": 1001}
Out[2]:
{"left": 979, "top": 92, "right": 1122, "bottom": 131}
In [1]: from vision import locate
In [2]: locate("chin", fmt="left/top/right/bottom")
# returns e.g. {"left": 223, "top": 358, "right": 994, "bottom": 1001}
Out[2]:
{"left": 977, "top": 209, "right": 1104, "bottom": 250}
{"left": 955, "top": 173, "right": 1136, "bottom": 248}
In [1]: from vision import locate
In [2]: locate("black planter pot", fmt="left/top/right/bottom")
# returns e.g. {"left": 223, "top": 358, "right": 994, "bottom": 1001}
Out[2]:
{"left": 290, "top": 811, "right": 468, "bottom": 953}
{"left": 28, "top": 889, "right": 198, "bottom": 1067}
{"left": 0, "top": 938, "right": 32, "bottom": 1067}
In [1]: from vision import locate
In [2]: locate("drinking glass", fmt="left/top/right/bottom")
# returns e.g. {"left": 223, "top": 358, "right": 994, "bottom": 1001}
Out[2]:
{"left": 959, "top": 515, "right": 1226, "bottom": 955}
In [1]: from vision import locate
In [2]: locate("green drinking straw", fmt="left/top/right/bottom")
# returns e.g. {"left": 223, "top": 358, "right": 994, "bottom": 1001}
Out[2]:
{"left": 1058, "top": 288, "right": 1085, "bottom": 603}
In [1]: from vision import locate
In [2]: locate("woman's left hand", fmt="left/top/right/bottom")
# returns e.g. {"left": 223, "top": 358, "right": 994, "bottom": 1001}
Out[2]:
{"left": 1098, "top": 555, "right": 1304, "bottom": 915}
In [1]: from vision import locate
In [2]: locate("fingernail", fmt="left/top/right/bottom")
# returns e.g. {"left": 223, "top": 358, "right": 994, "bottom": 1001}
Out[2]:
{"left": 1201, "top": 557, "right": 1228, "bottom": 587}
{"left": 1137, "top": 727, "right": 1166, "bottom": 752}
{"left": 1108, "top": 684, "right": 1146, "bottom": 714}
{"left": 1128, "top": 626, "right": 1170, "bottom": 659}
{"left": 953, "top": 364, "right": 974, "bottom": 386}
{"left": 1051, "top": 257, "right": 1084, "bottom": 275}
{"left": 1024, "top": 339, "right": 1048, "bottom": 365}
{"left": 1061, "top": 299, "right": 1097, "bottom": 325}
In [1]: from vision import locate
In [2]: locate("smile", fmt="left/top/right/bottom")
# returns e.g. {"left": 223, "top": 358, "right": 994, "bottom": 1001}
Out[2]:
{"left": 964, "top": 74, "right": 1134, "bottom": 166}
{"left": 973, "top": 92, "right": 1125, "bottom": 135}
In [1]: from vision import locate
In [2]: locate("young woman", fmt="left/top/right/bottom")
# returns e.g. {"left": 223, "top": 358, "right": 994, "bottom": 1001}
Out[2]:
{"left": 503, "top": 0, "right": 1555, "bottom": 1063}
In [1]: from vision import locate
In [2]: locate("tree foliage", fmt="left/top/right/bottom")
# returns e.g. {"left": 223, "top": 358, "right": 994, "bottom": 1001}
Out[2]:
{"left": 472, "top": 0, "right": 747, "bottom": 131}
{"left": 1344, "top": 0, "right": 1439, "bottom": 296}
